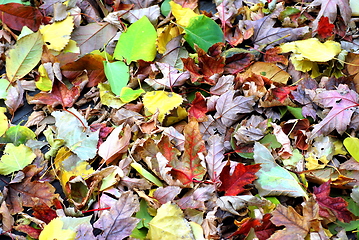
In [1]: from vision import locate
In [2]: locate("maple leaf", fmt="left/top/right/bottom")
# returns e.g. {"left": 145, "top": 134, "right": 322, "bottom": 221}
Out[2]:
{"left": 214, "top": 89, "right": 255, "bottom": 127}
{"left": 317, "top": 16, "right": 335, "bottom": 38}
{"left": 313, "top": 181, "right": 353, "bottom": 223}
{"left": 310, "top": 0, "right": 351, "bottom": 31}
{"left": 205, "top": 134, "right": 226, "bottom": 182}
{"left": 182, "top": 44, "right": 225, "bottom": 85}
{"left": 224, "top": 53, "right": 253, "bottom": 74}
{"left": 93, "top": 191, "right": 140, "bottom": 240}
{"left": 169, "top": 120, "right": 206, "bottom": 185}
{"left": 219, "top": 162, "right": 260, "bottom": 196}
{"left": 310, "top": 84, "right": 359, "bottom": 139}
{"left": 5, "top": 166, "right": 59, "bottom": 214}
{"left": 188, "top": 92, "right": 208, "bottom": 122}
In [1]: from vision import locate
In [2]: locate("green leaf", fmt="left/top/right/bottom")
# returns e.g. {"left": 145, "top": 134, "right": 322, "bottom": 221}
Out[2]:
{"left": 343, "top": 137, "right": 359, "bottom": 162}
{"left": 287, "top": 106, "right": 304, "bottom": 119}
{"left": 136, "top": 199, "right": 153, "bottom": 229}
{"left": 104, "top": 60, "right": 130, "bottom": 96}
{"left": 52, "top": 108, "right": 99, "bottom": 160}
{"left": 131, "top": 162, "right": 163, "bottom": 187}
{"left": 114, "top": 16, "right": 157, "bottom": 63}
{"left": 6, "top": 30, "right": 43, "bottom": 82}
{"left": 120, "top": 87, "right": 145, "bottom": 103}
{"left": 0, "top": 143, "right": 36, "bottom": 175}
{"left": 183, "top": 15, "right": 224, "bottom": 52}
{"left": 0, "top": 125, "right": 36, "bottom": 146}
{"left": 253, "top": 142, "right": 308, "bottom": 198}
{"left": 160, "top": 0, "right": 171, "bottom": 16}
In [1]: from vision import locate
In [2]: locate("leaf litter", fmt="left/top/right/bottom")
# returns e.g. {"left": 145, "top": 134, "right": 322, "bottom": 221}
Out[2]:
{"left": 1, "top": 0, "right": 359, "bottom": 239}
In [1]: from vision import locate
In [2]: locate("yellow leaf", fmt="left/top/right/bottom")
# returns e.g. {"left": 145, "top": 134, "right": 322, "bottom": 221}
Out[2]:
{"left": 143, "top": 91, "right": 183, "bottom": 123}
{"left": 305, "top": 154, "right": 329, "bottom": 170}
{"left": 170, "top": 1, "right": 198, "bottom": 27}
{"left": 147, "top": 202, "right": 194, "bottom": 239}
{"left": 36, "top": 64, "right": 53, "bottom": 91}
{"left": 280, "top": 38, "right": 341, "bottom": 62}
{"left": 40, "top": 16, "right": 74, "bottom": 51}
{"left": 157, "top": 24, "right": 181, "bottom": 54}
{"left": 162, "top": 106, "right": 188, "bottom": 126}
{"left": 0, "top": 144, "right": 36, "bottom": 175}
{"left": 63, "top": 39, "right": 80, "bottom": 53}
{"left": 54, "top": 147, "right": 94, "bottom": 188}
{"left": 39, "top": 218, "right": 76, "bottom": 240}
{"left": 0, "top": 107, "right": 8, "bottom": 137}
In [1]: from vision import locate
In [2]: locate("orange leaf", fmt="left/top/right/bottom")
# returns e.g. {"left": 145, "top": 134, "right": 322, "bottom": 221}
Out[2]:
{"left": 169, "top": 120, "right": 206, "bottom": 185}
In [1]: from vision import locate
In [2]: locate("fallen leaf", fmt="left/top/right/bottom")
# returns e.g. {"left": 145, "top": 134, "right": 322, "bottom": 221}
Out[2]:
{"left": 317, "top": 16, "right": 335, "bottom": 38}
{"left": 170, "top": 1, "right": 198, "bottom": 27}
{"left": 313, "top": 181, "right": 353, "bottom": 223}
{"left": 147, "top": 202, "right": 195, "bottom": 239}
{"left": 0, "top": 143, "right": 36, "bottom": 175}
{"left": 6, "top": 30, "right": 43, "bottom": 82}
{"left": 169, "top": 120, "right": 206, "bottom": 185}
{"left": 93, "top": 191, "right": 140, "bottom": 240}
{"left": 0, "top": 3, "right": 43, "bottom": 31}
{"left": 205, "top": 134, "right": 226, "bottom": 182}
{"left": 188, "top": 92, "right": 208, "bottom": 122}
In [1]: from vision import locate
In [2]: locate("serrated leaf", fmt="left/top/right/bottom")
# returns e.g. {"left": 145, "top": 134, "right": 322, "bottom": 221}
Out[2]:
{"left": 103, "top": 60, "right": 129, "bottom": 96}
{"left": 40, "top": 16, "right": 74, "bottom": 51}
{"left": 253, "top": 142, "right": 308, "bottom": 198}
{"left": 114, "top": 16, "right": 157, "bottom": 63}
{"left": 6, "top": 30, "right": 43, "bottom": 82}
{"left": 143, "top": 91, "right": 183, "bottom": 122}
{"left": 183, "top": 15, "right": 224, "bottom": 52}
{"left": 0, "top": 144, "right": 36, "bottom": 175}
{"left": 344, "top": 137, "right": 359, "bottom": 162}
{"left": 169, "top": 120, "right": 206, "bottom": 185}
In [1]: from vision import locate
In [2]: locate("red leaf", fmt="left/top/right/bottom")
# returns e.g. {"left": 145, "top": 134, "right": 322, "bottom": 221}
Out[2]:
{"left": 228, "top": 214, "right": 277, "bottom": 239}
{"left": 271, "top": 86, "right": 297, "bottom": 103}
{"left": 169, "top": 120, "right": 206, "bottom": 185}
{"left": 313, "top": 181, "right": 353, "bottom": 223}
{"left": 32, "top": 200, "right": 58, "bottom": 224}
{"left": 317, "top": 16, "right": 335, "bottom": 38}
{"left": 27, "top": 81, "right": 81, "bottom": 108}
{"left": 224, "top": 25, "right": 244, "bottom": 46}
{"left": 0, "top": 3, "right": 43, "bottom": 31}
{"left": 219, "top": 162, "right": 260, "bottom": 196}
{"left": 188, "top": 92, "right": 208, "bottom": 122}
{"left": 15, "top": 225, "right": 41, "bottom": 239}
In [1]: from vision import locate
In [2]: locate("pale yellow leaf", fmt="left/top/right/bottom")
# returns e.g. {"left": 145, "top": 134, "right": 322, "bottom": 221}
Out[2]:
{"left": 36, "top": 64, "right": 52, "bottom": 91}
{"left": 40, "top": 16, "right": 74, "bottom": 51}
{"left": 0, "top": 144, "right": 36, "bottom": 175}
{"left": 0, "top": 107, "right": 8, "bottom": 137}
{"left": 39, "top": 217, "right": 76, "bottom": 240}
{"left": 157, "top": 24, "right": 181, "bottom": 54}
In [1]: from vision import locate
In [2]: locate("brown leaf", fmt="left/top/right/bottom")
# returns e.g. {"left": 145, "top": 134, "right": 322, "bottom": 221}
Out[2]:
{"left": 6, "top": 166, "right": 59, "bottom": 214}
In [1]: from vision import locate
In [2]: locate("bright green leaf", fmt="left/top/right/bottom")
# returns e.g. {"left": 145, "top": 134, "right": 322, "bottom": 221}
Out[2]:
{"left": 131, "top": 162, "right": 163, "bottom": 187}
{"left": 120, "top": 87, "right": 145, "bottom": 103}
{"left": 114, "top": 16, "right": 157, "bottom": 63}
{"left": 253, "top": 142, "right": 308, "bottom": 198}
{"left": 344, "top": 137, "right": 359, "bottom": 162}
{"left": 136, "top": 199, "right": 153, "bottom": 229}
{"left": 104, "top": 60, "right": 130, "bottom": 96}
{"left": 0, "top": 125, "right": 36, "bottom": 146}
{"left": 183, "top": 15, "right": 224, "bottom": 52}
{"left": 0, "top": 143, "right": 36, "bottom": 175}
{"left": 6, "top": 30, "right": 43, "bottom": 82}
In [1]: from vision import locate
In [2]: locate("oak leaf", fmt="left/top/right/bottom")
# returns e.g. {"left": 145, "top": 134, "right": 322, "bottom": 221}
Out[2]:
{"left": 218, "top": 162, "right": 260, "bottom": 196}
